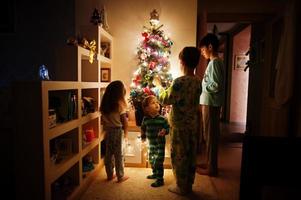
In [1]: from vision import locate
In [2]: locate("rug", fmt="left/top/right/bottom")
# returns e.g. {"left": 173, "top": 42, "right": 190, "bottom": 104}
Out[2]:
{"left": 80, "top": 167, "right": 218, "bottom": 200}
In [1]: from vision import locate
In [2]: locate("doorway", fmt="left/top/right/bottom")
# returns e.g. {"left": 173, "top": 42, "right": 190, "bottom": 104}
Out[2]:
{"left": 228, "top": 25, "right": 250, "bottom": 133}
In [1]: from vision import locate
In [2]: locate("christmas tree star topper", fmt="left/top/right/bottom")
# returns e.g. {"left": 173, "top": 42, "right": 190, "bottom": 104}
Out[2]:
{"left": 150, "top": 9, "right": 160, "bottom": 27}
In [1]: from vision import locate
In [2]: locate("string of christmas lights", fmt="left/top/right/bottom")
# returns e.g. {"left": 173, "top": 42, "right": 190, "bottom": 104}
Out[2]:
{"left": 129, "top": 9, "right": 173, "bottom": 110}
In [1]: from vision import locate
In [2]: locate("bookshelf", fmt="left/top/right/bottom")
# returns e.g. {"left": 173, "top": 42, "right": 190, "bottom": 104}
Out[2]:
{"left": 13, "top": 26, "right": 113, "bottom": 200}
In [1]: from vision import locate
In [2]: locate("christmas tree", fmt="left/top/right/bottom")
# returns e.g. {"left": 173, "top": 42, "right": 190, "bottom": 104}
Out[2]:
{"left": 129, "top": 9, "right": 173, "bottom": 125}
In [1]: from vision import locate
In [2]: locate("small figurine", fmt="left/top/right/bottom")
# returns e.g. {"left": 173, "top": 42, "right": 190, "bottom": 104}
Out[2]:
{"left": 90, "top": 8, "right": 102, "bottom": 26}
{"left": 39, "top": 65, "right": 50, "bottom": 80}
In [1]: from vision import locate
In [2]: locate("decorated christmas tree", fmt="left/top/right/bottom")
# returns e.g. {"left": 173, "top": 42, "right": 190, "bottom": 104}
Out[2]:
{"left": 129, "top": 9, "right": 173, "bottom": 125}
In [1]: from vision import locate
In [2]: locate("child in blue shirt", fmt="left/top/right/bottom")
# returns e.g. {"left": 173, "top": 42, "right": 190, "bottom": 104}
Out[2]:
{"left": 199, "top": 33, "right": 225, "bottom": 177}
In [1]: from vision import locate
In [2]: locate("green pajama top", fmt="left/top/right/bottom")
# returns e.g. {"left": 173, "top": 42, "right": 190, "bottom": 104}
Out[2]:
{"left": 158, "top": 75, "right": 202, "bottom": 127}
{"left": 157, "top": 75, "right": 202, "bottom": 188}
{"left": 141, "top": 115, "right": 169, "bottom": 180}
{"left": 141, "top": 115, "right": 169, "bottom": 140}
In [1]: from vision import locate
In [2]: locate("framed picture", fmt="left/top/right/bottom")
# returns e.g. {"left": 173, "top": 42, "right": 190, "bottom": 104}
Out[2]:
{"left": 235, "top": 54, "right": 249, "bottom": 70}
{"left": 101, "top": 68, "right": 111, "bottom": 82}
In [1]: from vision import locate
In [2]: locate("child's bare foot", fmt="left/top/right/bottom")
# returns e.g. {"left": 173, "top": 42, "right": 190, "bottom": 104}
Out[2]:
{"left": 168, "top": 184, "right": 190, "bottom": 195}
{"left": 117, "top": 176, "right": 129, "bottom": 183}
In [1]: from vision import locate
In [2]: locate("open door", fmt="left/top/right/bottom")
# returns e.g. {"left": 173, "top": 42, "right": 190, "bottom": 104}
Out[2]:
{"left": 245, "top": 22, "right": 266, "bottom": 135}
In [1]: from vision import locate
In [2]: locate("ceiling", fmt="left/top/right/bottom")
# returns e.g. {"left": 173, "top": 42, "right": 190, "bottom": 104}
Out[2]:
{"left": 207, "top": 23, "right": 237, "bottom": 34}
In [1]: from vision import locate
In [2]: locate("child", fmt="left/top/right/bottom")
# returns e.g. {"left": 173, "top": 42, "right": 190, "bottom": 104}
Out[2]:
{"left": 198, "top": 33, "right": 225, "bottom": 177}
{"left": 153, "top": 47, "right": 202, "bottom": 195}
{"left": 141, "top": 95, "right": 169, "bottom": 187}
{"left": 100, "top": 80, "right": 129, "bottom": 183}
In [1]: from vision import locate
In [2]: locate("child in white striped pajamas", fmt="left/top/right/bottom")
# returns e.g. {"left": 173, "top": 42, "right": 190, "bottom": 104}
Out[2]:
{"left": 100, "top": 80, "right": 129, "bottom": 183}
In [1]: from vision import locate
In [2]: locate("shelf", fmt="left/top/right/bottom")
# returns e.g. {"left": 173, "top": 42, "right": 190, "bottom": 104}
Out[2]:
{"left": 82, "top": 88, "right": 99, "bottom": 116}
{"left": 78, "top": 46, "right": 90, "bottom": 60}
{"left": 81, "top": 112, "right": 100, "bottom": 125}
{"left": 79, "top": 82, "right": 101, "bottom": 88}
{"left": 100, "top": 82, "right": 110, "bottom": 88}
{"left": 98, "top": 54, "right": 112, "bottom": 64}
{"left": 80, "top": 25, "right": 113, "bottom": 54}
{"left": 51, "top": 162, "right": 80, "bottom": 200}
{"left": 80, "top": 161, "right": 103, "bottom": 189}
{"left": 81, "top": 144, "right": 101, "bottom": 190}
{"left": 99, "top": 26, "right": 113, "bottom": 41}
{"left": 47, "top": 119, "right": 79, "bottom": 140}
{"left": 82, "top": 139, "right": 100, "bottom": 158}
{"left": 81, "top": 59, "right": 98, "bottom": 82}
{"left": 43, "top": 81, "right": 79, "bottom": 91}
{"left": 14, "top": 23, "right": 113, "bottom": 200}
{"left": 49, "top": 153, "right": 80, "bottom": 184}
{"left": 81, "top": 144, "right": 100, "bottom": 181}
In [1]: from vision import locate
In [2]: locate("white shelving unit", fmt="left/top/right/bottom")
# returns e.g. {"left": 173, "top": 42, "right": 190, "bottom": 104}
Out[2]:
{"left": 13, "top": 26, "right": 113, "bottom": 200}
{"left": 80, "top": 25, "right": 113, "bottom": 82}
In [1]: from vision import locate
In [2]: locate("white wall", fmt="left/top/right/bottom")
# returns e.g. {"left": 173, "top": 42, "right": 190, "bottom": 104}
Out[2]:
{"left": 230, "top": 26, "right": 250, "bottom": 124}
{"left": 76, "top": 0, "right": 197, "bottom": 89}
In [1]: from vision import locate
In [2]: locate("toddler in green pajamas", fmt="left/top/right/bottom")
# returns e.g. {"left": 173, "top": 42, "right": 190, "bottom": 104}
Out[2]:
{"left": 141, "top": 95, "right": 169, "bottom": 187}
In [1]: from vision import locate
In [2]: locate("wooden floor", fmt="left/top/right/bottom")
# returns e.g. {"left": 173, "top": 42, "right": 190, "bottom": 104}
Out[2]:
{"left": 80, "top": 123, "right": 244, "bottom": 200}
{"left": 202, "top": 122, "right": 244, "bottom": 200}
{"left": 210, "top": 140, "right": 242, "bottom": 200}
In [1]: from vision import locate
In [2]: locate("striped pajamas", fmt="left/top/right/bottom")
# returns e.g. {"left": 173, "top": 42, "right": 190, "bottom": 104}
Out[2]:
{"left": 104, "top": 127, "right": 124, "bottom": 180}
{"left": 141, "top": 115, "right": 169, "bottom": 181}
{"left": 158, "top": 75, "right": 202, "bottom": 192}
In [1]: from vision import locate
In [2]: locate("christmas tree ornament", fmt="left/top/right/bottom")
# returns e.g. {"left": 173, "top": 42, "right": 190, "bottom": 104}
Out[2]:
{"left": 150, "top": 9, "right": 160, "bottom": 27}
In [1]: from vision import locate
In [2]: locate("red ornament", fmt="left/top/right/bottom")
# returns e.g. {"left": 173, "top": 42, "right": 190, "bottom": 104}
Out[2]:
{"left": 133, "top": 75, "right": 141, "bottom": 85}
{"left": 143, "top": 87, "right": 154, "bottom": 95}
{"left": 142, "top": 32, "right": 148, "bottom": 38}
{"left": 136, "top": 75, "right": 141, "bottom": 80}
{"left": 149, "top": 61, "right": 156, "bottom": 70}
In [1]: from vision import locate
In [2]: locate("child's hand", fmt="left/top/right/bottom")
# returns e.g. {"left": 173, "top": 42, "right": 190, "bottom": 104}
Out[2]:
{"left": 124, "top": 132, "right": 128, "bottom": 140}
{"left": 124, "top": 137, "right": 129, "bottom": 146}
{"left": 140, "top": 133, "right": 146, "bottom": 142}
{"left": 158, "top": 129, "right": 166, "bottom": 136}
